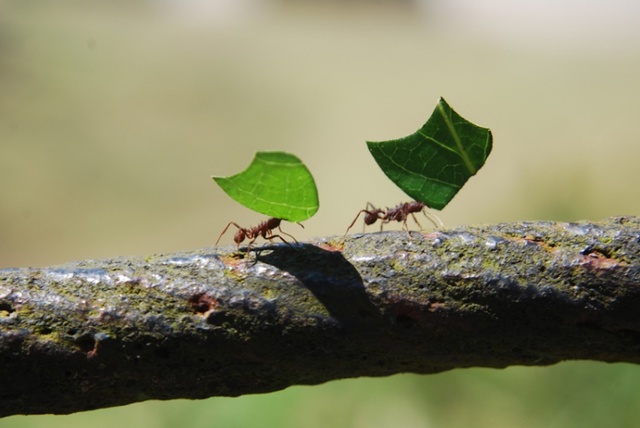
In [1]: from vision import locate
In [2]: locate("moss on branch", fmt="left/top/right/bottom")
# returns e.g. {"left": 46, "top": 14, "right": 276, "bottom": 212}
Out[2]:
{"left": 1, "top": 216, "right": 640, "bottom": 416}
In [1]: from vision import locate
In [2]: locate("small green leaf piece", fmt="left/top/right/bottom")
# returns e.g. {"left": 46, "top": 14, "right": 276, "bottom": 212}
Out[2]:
{"left": 213, "top": 151, "right": 319, "bottom": 222}
{"left": 367, "top": 97, "right": 492, "bottom": 210}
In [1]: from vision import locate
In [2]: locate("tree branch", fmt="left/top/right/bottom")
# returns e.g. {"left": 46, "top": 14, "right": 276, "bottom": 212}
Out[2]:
{"left": 1, "top": 216, "right": 640, "bottom": 417}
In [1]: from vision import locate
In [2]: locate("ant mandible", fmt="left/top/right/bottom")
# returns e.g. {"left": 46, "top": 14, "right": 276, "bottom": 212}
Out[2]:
{"left": 215, "top": 217, "right": 303, "bottom": 254}
{"left": 343, "top": 201, "right": 443, "bottom": 238}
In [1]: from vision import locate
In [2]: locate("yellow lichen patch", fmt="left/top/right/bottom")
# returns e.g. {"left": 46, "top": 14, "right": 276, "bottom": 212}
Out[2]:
{"left": 317, "top": 240, "right": 345, "bottom": 252}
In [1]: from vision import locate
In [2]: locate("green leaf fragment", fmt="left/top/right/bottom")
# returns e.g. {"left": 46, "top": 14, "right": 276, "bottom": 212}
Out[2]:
{"left": 367, "top": 97, "right": 492, "bottom": 210}
{"left": 212, "top": 151, "right": 319, "bottom": 222}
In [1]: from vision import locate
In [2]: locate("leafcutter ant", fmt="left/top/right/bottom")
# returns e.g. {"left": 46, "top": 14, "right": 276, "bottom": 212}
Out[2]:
{"left": 216, "top": 217, "right": 303, "bottom": 254}
{"left": 343, "top": 201, "right": 443, "bottom": 238}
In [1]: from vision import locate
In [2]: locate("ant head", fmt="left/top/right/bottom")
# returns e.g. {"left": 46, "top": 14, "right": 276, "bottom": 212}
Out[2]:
{"left": 233, "top": 229, "right": 246, "bottom": 244}
{"left": 364, "top": 210, "right": 381, "bottom": 225}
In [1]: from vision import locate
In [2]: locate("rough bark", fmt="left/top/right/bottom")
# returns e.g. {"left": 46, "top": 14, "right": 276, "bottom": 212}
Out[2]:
{"left": 1, "top": 216, "right": 640, "bottom": 417}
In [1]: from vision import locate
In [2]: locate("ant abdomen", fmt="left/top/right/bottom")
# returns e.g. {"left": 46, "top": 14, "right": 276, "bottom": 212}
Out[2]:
{"left": 266, "top": 217, "right": 281, "bottom": 230}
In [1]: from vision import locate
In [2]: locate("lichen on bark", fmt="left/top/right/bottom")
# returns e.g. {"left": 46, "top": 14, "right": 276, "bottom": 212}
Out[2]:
{"left": 1, "top": 216, "right": 640, "bottom": 417}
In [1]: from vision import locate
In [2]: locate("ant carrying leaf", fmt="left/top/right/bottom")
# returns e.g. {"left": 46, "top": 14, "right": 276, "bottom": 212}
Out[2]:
{"left": 343, "top": 201, "right": 442, "bottom": 239}
{"left": 345, "top": 98, "right": 492, "bottom": 240}
{"left": 212, "top": 152, "right": 318, "bottom": 254}
{"left": 215, "top": 217, "right": 303, "bottom": 255}
{"left": 366, "top": 98, "right": 493, "bottom": 210}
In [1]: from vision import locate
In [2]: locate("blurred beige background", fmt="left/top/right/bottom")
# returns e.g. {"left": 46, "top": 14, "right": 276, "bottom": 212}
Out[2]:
{"left": 2, "top": 1, "right": 640, "bottom": 427}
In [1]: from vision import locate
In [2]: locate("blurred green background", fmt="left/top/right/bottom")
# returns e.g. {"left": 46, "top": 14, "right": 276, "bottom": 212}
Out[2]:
{"left": 2, "top": 1, "right": 640, "bottom": 426}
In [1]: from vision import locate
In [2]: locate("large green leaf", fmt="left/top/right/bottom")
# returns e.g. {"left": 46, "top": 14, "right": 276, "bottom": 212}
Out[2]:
{"left": 212, "top": 151, "right": 319, "bottom": 222}
{"left": 367, "top": 97, "right": 492, "bottom": 210}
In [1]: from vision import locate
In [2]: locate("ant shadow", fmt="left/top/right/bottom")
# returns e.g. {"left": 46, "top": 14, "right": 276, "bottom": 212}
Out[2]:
{"left": 256, "top": 244, "right": 382, "bottom": 324}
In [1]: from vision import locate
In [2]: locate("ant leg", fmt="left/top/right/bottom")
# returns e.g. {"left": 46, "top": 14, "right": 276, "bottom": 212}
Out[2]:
{"left": 215, "top": 222, "right": 242, "bottom": 245}
{"left": 398, "top": 217, "right": 414, "bottom": 240}
{"left": 421, "top": 209, "right": 444, "bottom": 229}
{"left": 410, "top": 213, "right": 424, "bottom": 230}
{"left": 266, "top": 234, "right": 293, "bottom": 246}
{"left": 277, "top": 225, "right": 299, "bottom": 243}
{"left": 243, "top": 236, "right": 259, "bottom": 257}
{"left": 343, "top": 210, "right": 370, "bottom": 240}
